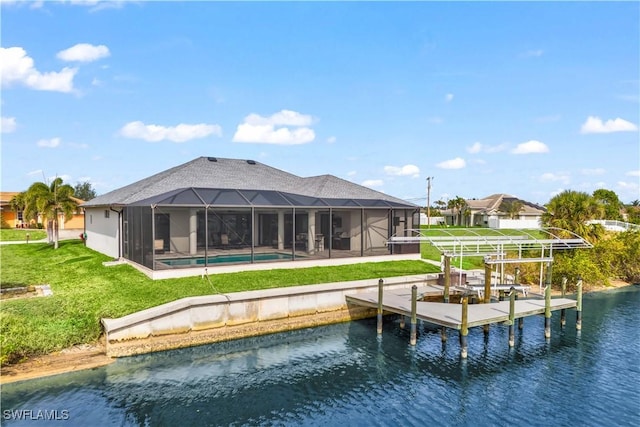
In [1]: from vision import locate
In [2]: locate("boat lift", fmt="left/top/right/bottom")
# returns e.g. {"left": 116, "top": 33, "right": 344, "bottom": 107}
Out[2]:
{"left": 387, "top": 227, "right": 594, "bottom": 299}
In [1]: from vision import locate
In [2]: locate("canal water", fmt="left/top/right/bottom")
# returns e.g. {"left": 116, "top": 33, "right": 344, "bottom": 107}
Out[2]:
{"left": 2, "top": 286, "right": 639, "bottom": 426}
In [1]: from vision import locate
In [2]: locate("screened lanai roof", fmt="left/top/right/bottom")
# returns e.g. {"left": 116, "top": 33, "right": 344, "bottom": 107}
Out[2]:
{"left": 131, "top": 187, "right": 416, "bottom": 209}
{"left": 388, "top": 227, "right": 593, "bottom": 257}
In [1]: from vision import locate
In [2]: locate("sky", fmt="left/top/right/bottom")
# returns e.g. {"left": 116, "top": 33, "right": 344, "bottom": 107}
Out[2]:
{"left": 1, "top": 0, "right": 639, "bottom": 207}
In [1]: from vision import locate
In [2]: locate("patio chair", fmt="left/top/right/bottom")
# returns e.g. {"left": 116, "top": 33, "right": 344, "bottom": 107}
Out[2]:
{"left": 154, "top": 239, "right": 165, "bottom": 254}
{"left": 220, "top": 234, "right": 229, "bottom": 249}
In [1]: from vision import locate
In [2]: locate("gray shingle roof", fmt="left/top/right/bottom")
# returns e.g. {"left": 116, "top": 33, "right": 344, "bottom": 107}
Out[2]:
{"left": 83, "top": 157, "right": 416, "bottom": 208}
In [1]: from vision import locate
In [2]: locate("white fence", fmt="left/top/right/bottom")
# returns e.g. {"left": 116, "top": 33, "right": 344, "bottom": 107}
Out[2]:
{"left": 586, "top": 220, "right": 640, "bottom": 232}
{"left": 488, "top": 218, "right": 541, "bottom": 229}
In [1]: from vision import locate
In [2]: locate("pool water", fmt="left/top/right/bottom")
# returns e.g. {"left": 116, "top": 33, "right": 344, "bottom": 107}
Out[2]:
{"left": 160, "top": 252, "right": 295, "bottom": 266}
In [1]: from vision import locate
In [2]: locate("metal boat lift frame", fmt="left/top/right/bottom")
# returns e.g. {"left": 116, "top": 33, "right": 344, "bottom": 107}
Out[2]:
{"left": 388, "top": 227, "right": 593, "bottom": 294}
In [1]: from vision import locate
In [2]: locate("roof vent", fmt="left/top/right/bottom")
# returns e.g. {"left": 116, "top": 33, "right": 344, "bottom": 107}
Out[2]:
{"left": 246, "top": 160, "right": 256, "bottom": 165}
{"left": 207, "top": 157, "right": 218, "bottom": 162}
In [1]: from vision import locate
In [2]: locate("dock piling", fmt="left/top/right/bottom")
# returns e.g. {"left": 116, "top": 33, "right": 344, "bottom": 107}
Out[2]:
{"left": 576, "top": 277, "right": 583, "bottom": 331}
{"left": 544, "top": 280, "right": 551, "bottom": 339}
{"left": 516, "top": 292, "right": 523, "bottom": 330}
{"left": 508, "top": 286, "right": 516, "bottom": 347}
{"left": 560, "top": 276, "right": 567, "bottom": 327}
{"left": 484, "top": 262, "right": 492, "bottom": 304}
{"left": 444, "top": 256, "right": 450, "bottom": 303}
{"left": 377, "top": 278, "right": 383, "bottom": 335}
{"left": 410, "top": 285, "right": 417, "bottom": 346}
{"left": 460, "top": 293, "right": 469, "bottom": 358}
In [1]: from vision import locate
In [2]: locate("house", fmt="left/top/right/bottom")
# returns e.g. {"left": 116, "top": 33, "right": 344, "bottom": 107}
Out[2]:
{"left": 82, "top": 157, "right": 419, "bottom": 275}
{"left": 0, "top": 191, "right": 85, "bottom": 229}
{"left": 442, "top": 193, "right": 545, "bottom": 229}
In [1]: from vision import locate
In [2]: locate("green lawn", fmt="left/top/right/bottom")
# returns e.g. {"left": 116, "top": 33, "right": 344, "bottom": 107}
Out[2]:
{"left": 0, "top": 240, "right": 439, "bottom": 365}
{"left": 0, "top": 229, "right": 47, "bottom": 242}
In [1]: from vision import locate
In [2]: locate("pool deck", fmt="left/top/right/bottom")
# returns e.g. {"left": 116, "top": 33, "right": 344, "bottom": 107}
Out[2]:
{"left": 346, "top": 286, "right": 577, "bottom": 329}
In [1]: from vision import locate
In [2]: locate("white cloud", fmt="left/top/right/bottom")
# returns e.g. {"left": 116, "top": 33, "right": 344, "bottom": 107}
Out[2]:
{"left": 362, "top": 179, "right": 383, "bottom": 188}
{"left": 27, "top": 169, "right": 43, "bottom": 177}
{"left": 581, "top": 168, "right": 605, "bottom": 176}
{"left": 539, "top": 172, "right": 570, "bottom": 185}
{"left": 327, "top": 136, "right": 336, "bottom": 144}
{"left": 347, "top": 171, "right": 357, "bottom": 177}
{"left": 535, "top": 114, "right": 561, "bottom": 123}
{"left": 467, "top": 142, "right": 482, "bottom": 154}
{"left": 617, "top": 94, "right": 639, "bottom": 103}
{"left": 57, "top": 43, "right": 110, "bottom": 62}
{"left": 467, "top": 141, "right": 508, "bottom": 153}
{"left": 436, "top": 157, "right": 466, "bottom": 169}
{"left": 520, "top": 49, "right": 544, "bottom": 58}
{"left": 245, "top": 110, "right": 313, "bottom": 126}
{"left": 37, "top": 137, "right": 61, "bottom": 148}
{"left": 68, "top": 142, "right": 89, "bottom": 149}
{"left": 119, "top": 121, "right": 222, "bottom": 143}
{"left": 617, "top": 180, "right": 639, "bottom": 197}
{"left": 511, "top": 140, "right": 549, "bottom": 154}
{"left": 626, "top": 170, "right": 640, "bottom": 177}
{"left": 580, "top": 116, "right": 638, "bottom": 134}
{"left": 1, "top": 116, "right": 17, "bottom": 133}
{"left": 445, "top": 93, "right": 454, "bottom": 102}
{"left": 384, "top": 164, "right": 420, "bottom": 178}
{"left": 0, "top": 47, "right": 77, "bottom": 93}
{"left": 233, "top": 110, "right": 316, "bottom": 145}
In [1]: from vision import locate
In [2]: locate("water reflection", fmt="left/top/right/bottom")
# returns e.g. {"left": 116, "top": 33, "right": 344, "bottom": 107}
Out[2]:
{"left": 2, "top": 287, "right": 639, "bottom": 427}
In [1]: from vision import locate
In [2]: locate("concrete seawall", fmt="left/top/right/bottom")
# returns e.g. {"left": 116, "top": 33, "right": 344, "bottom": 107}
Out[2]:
{"left": 102, "top": 274, "right": 440, "bottom": 357}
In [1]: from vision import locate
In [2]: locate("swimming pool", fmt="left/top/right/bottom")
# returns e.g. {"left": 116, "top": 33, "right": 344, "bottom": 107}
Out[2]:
{"left": 160, "top": 252, "right": 295, "bottom": 266}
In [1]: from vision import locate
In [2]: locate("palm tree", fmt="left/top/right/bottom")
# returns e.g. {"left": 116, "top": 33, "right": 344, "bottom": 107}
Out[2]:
{"left": 9, "top": 192, "right": 27, "bottom": 227}
{"left": 463, "top": 205, "right": 471, "bottom": 226}
{"left": 541, "top": 190, "right": 604, "bottom": 243}
{"left": 23, "top": 178, "right": 78, "bottom": 249}
{"left": 500, "top": 199, "right": 524, "bottom": 219}
{"left": 447, "top": 196, "right": 467, "bottom": 226}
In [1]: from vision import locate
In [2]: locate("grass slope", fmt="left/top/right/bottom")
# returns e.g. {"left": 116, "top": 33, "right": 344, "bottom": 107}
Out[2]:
{"left": 0, "top": 240, "right": 438, "bottom": 365}
{"left": 0, "top": 229, "right": 47, "bottom": 242}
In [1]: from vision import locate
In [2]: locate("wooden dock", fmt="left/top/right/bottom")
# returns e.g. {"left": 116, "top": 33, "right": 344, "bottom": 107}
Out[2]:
{"left": 345, "top": 280, "right": 582, "bottom": 358}
{"left": 346, "top": 288, "right": 576, "bottom": 329}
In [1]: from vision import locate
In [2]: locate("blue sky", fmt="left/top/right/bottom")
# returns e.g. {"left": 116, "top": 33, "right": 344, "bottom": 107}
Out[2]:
{"left": 1, "top": 1, "right": 639, "bottom": 206}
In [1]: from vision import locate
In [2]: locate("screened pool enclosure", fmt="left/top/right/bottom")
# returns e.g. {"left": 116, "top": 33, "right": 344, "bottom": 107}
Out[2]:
{"left": 122, "top": 187, "right": 419, "bottom": 271}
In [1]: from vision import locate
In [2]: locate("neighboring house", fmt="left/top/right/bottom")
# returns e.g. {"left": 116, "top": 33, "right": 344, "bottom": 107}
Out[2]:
{"left": 0, "top": 191, "right": 85, "bottom": 229}
{"left": 0, "top": 192, "right": 22, "bottom": 227}
{"left": 82, "top": 156, "right": 419, "bottom": 274}
{"left": 442, "top": 193, "right": 545, "bottom": 229}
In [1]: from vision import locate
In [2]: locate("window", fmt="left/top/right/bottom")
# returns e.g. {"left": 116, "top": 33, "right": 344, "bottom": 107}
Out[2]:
{"left": 17, "top": 211, "right": 23, "bottom": 221}
{"left": 105, "top": 210, "right": 110, "bottom": 218}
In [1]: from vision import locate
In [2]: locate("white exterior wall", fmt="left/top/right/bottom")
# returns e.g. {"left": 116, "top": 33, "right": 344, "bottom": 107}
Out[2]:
{"left": 489, "top": 218, "right": 541, "bottom": 229}
{"left": 365, "top": 211, "right": 389, "bottom": 249}
{"left": 163, "top": 208, "right": 191, "bottom": 253}
{"left": 348, "top": 210, "right": 362, "bottom": 252}
{"left": 414, "top": 213, "right": 445, "bottom": 226}
{"left": 85, "top": 207, "right": 120, "bottom": 259}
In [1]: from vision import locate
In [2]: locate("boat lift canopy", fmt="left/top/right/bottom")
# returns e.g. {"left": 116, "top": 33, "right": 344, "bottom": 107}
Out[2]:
{"left": 388, "top": 227, "right": 593, "bottom": 260}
